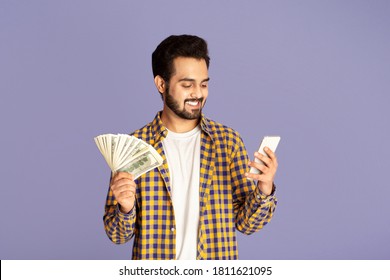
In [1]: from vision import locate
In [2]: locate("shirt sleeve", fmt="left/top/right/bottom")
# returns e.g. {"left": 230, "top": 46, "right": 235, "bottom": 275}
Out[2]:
{"left": 230, "top": 134, "right": 277, "bottom": 235}
{"left": 103, "top": 186, "right": 137, "bottom": 244}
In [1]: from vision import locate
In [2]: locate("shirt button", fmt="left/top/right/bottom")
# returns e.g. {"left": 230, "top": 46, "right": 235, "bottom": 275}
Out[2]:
{"left": 256, "top": 195, "right": 261, "bottom": 199}
{"left": 171, "top": 227, "right": 175, "bottom": 232}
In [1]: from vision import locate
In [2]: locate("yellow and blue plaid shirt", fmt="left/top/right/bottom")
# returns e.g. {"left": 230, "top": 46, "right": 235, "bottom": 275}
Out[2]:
{"left": 103, "top": 112, "right": 277, "bottom": 260}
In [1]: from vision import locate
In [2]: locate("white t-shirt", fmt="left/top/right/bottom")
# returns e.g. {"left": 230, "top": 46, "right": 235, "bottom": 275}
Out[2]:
{"left": 162, "top": 125, "right": 201, "bottom": 260}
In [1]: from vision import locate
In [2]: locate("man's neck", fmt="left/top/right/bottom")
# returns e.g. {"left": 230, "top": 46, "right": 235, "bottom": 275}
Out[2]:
{"left": 161, "top": 109, "right": 200, "bottom": 133}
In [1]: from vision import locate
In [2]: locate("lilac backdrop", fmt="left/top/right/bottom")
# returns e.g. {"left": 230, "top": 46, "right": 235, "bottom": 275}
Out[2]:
{"left": 1, "top": 0, "right": 389, "bottom": 260}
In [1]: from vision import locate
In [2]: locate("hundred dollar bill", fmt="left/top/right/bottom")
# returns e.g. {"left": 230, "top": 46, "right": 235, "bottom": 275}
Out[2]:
{"left": 107, "top": 134, "right": 114, "bottom": 168}
{"left": 128, "top": 140, "right": 149, "bottom": 159}
{"left": 94, "top": 134, "right": 163, "bottom": 178}
{"left": 111, "top": 134, "right": 121, "bottom": 169}
{"left": 94, "top": 136, "right": 105, "bottom": 159}
{"left": 116, "top": 136, "right": 140, "bottom": 170}
{"left": 94, "top": 134, "right": 115, "bottom": 168}
{"left": 118, "top": 147, "right": 163, "bottom": 179}
{"left": 116, "top": 140, "right": 149, "bottom": 170}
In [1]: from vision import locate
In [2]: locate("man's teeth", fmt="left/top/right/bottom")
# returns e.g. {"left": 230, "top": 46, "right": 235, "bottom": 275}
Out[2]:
{"left": 186, "top": 101, "right": 199, "bottom": 106}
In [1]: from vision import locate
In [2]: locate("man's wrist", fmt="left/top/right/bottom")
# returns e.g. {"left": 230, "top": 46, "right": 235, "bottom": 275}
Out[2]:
{"left": 115, "top": 204, "right": 136, "bottom": 221}
{"left": 119, "top": 205, "right": 133, "bottom": 214}
{"left": 257, "top": 182, "right": 274, "bottom": 196}
{"left": 255, "top": 183, "right": 276, "bottom": 200}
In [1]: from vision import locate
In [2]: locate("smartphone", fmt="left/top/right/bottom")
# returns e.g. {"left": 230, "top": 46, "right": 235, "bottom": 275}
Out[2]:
{"left": 249, "top": 136, "right": 281, "bottom": 176}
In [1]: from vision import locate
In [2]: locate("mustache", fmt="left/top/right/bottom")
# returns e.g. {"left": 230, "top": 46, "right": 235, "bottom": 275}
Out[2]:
{"left": 184, "top": 98, "right": 204, "bottom": 103}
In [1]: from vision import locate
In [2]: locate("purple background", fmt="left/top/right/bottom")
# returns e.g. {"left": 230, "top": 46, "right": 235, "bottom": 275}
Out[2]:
{"left": 1, "top": 0, "right": 389, "bottom": 260}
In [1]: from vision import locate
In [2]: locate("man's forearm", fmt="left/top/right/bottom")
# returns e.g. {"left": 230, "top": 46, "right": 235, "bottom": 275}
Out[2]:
{"left": 103, "top": 204, "right": 136, "bottom": 244}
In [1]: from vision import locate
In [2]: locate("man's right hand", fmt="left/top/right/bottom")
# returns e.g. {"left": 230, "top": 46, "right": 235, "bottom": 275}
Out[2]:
{"left": 110, "top": 172, "right": 136, "bottom": 214}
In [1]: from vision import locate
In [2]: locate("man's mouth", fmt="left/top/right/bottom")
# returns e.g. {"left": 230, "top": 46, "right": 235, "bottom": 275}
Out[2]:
{"left": 185, "top": 98, "right": 203, "bottom": 107}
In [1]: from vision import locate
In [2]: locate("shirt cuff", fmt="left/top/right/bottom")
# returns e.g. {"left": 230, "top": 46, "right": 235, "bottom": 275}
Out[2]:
{"left": 115, "top": 204, "right": 136, "bottom": 221}
{"left": 254, "top": 184, "right": 276, "bottom": 204}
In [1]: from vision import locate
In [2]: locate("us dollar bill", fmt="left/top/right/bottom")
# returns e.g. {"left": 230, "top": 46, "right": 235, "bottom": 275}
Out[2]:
{"left": 94, "top": 133, "right": 163, "bottom": 179}
{"left": 115, "top": 135, "right": 139, "bottom": 169}
{"left": 116, "top": 139, "right": 148, "bottom": 171}
{"left": 118, "top": 148, "right": 163, "bottom": 179}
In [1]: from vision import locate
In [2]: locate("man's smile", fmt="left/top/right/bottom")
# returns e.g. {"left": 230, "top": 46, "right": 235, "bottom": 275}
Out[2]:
{"left": 185, "top": 98, "right": 203, "bottom": 109}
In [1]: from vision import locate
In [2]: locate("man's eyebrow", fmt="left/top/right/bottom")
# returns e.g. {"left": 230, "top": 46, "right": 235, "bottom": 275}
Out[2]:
{"left": 178, "top": 77, "right": 210, "bottom": 82}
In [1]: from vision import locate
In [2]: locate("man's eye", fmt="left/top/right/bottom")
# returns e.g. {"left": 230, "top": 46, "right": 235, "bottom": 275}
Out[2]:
{"left": 182, "top": 84, "right": 192, "bottom": 88}
{"left": 201, "top": 83, "right": 208, "bottom": 88}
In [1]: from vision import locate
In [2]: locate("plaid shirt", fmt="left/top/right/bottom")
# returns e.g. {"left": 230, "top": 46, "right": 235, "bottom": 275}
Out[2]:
{"left": 103, "top": 112, "right": 277, "bottom": 260}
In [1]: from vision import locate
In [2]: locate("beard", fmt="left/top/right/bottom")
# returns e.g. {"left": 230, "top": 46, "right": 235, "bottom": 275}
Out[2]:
{"left": 164, "top": 86, "right": 205, "bottom": 120}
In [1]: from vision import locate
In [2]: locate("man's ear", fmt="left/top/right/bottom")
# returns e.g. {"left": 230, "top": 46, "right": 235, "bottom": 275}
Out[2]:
{"left": 154, "top": 75, "right": 166, "bottom": 94}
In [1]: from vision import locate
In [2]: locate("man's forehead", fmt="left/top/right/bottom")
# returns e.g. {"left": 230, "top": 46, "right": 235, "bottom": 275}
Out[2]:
{"left": 173, "top": 57, "right": 207, "bottom": 67}
{"left": 171, "top": 57, "right": 208, "bottom": 79}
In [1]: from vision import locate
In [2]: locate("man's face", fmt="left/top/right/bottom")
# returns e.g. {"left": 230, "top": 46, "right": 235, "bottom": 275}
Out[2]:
{"left": 163, "top": 57, "right": 209, "bottom": 120}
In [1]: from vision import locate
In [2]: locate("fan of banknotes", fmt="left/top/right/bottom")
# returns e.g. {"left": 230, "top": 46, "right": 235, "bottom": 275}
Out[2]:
{"left": 94, "top": 134, "right": 163, "bottom": 179}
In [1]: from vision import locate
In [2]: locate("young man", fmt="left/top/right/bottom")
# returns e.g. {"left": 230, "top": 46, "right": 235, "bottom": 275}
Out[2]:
{"left": 104, "top": 35, "right": 278, "bottom": 260}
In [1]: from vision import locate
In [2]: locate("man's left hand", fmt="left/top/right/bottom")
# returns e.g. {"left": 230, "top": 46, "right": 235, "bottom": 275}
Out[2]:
{"left": 245, "top": 147, "right": 278, "bottom": 196}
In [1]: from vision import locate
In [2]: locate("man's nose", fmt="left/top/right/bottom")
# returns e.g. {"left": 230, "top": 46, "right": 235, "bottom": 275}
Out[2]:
{"left": 190, "top": 85, "right": 203, "bottom": 99}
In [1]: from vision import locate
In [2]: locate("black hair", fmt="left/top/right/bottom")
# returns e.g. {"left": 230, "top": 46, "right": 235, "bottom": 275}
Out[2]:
{"left": 152, "top": 34, "right": 210, "bottom": 82}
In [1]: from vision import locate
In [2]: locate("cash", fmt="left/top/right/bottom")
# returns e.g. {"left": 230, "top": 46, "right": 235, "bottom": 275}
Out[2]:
{"left": 94, "top": 134, "right": 163, "bottom": 179}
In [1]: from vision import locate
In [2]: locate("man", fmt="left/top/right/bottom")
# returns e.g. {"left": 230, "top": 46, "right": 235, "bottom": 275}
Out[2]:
{"left": 104, "top": 35, "right": 278, "bottom": 260}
